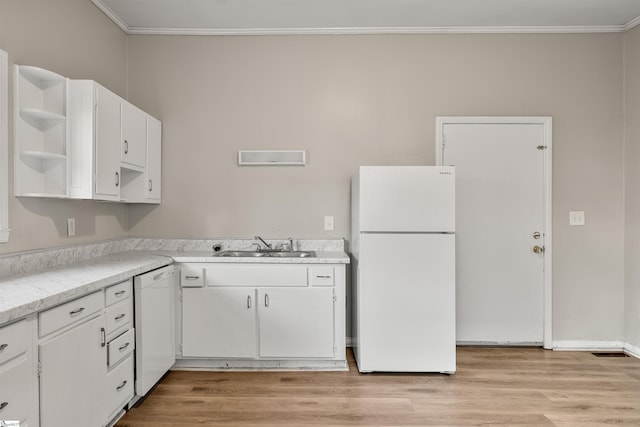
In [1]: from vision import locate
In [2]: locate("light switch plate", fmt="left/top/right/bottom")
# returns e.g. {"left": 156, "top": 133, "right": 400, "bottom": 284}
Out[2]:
{"left": 67, "top": 218, "right": 76, "bottom": 236}
{"left": 324, "top": 216, "right": 334, "bottom": 231}
{"left": 569, "top": 211, "right": 585, "bottom": 226}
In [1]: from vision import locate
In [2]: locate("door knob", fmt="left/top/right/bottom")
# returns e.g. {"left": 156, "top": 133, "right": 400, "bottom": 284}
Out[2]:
{"left": 533, "top": 245, "right": 545, "bottom": 254}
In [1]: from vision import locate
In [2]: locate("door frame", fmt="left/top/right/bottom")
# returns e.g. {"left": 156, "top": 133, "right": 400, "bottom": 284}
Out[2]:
{"left": 435, "top": 116, "right": 553, "bottom": 349}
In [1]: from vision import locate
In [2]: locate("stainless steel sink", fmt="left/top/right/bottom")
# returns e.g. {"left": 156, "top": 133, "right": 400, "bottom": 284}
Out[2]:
{"left": 216, "top": 250, "right": 316, "bottom": 258}
{"left": 266, "top": 251, "right": 316, "bottom": 258}
{"left": 217, "top": 250, "right": 268, "bottom": 257}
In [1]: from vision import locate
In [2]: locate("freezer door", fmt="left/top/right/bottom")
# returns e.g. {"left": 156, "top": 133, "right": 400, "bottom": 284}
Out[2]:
{"left": 356, "top": 233, "right": 456, "bottom": 372}
{"left": 358, "top": 166, "right": 454, "bottom": 232}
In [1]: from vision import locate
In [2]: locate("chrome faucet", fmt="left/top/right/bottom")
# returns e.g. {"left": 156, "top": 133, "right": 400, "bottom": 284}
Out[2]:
{"left": 254, "top": 236, "right": 272, "bottom": 251}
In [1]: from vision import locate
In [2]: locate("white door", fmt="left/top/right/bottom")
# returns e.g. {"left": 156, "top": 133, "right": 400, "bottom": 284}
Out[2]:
{"left": 182, "top": 288, "right": 256, "bottom": 358}
{"left": 437, "top": 117, "right": 551, "bottom": 346}
{"left": 94, "top": 84, "right": 121, "bottom": 199}
{"left": 146, "top": 116, "right": 162, "bottom": 201}
{"left": 258, "top": 288, "right": 335, "bottom": 358}
{"left": 121, "top": 101, "right": 147, "bottom": 168}
{"left": 39, "top": 315, "right": 106, "bottom": 427}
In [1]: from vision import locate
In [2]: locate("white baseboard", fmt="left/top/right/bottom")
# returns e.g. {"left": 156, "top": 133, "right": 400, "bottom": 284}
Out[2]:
{"left": 624, "top": 341, "right": 640, "bottom": 358}
{"left": 552, "top": 340, "right": 625, "bottom": 351}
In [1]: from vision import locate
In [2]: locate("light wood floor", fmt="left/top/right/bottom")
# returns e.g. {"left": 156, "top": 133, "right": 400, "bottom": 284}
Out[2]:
{"left": 116, "top": 347, "right": 640, "bottom": 426}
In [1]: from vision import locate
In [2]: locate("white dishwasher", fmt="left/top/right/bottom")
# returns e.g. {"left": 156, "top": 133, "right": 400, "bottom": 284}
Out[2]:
{"left": 134, "top": 265, "right": 176, "bottom": 397}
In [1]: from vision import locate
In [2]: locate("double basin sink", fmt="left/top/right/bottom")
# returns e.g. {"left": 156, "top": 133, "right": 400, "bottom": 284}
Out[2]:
{"left": 215, "top": 250, "right": 316, "bottom": 258}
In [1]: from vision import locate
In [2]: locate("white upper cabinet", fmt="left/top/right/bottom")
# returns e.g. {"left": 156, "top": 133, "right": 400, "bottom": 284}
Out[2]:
{"left": 66, "top": 79, "right": 161, "bottom": 203}
{"left": 120, "top": 115, "right": 161, "bottom": 204}
{"left": 14, "top": 65, "right": 68, "bottom": 198}
{"left": 68, "top": 80, "right": 121, "bottom": 201}
{"left": 146, "top": 116, "right": 162, "bottom": 201}
{"left": 121, "top": 101, "right": 147, "bottom": 170}
{"left": 14, "top": 65, "right": 162, "bottom": 203}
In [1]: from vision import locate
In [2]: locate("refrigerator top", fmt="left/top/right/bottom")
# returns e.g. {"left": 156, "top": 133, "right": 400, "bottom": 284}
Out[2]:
{"left": 355, "top": 166, "right": 455, "bottom": 233}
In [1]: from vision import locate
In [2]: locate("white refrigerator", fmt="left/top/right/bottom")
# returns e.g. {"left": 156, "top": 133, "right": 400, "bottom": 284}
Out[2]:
{"left": 351, "top": 166, "right": 456, "bottom": 373}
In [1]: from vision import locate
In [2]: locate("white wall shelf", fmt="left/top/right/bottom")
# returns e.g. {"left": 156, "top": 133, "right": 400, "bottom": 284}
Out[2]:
{"left": 14, "top": 65, "right": 68, "bottom": 198}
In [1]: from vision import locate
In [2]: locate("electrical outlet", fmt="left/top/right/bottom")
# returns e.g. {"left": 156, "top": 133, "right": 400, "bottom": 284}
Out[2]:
{"left": 569, "top": 211, "right": 585, "bottom": 226}
{"left": 67, "top": 218, "right": 76, "bottom": 237}
{"left": 324, "top": 216, "right": 334, "bottom": 231}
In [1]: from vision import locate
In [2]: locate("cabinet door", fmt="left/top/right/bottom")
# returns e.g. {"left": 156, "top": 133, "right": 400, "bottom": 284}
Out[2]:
{"left": 39, "top": 315, "right": 106, "bottom": 427}
{"left": 258, "top": 288, "right": 334, "bottom": 358}
{"left": 121, "top": 101, "right": 147, "bottom": 168}
{"left": 182, "top": 288, "right": 256, "bottom": 358}
{"left": 94, "top": 85, "right": 121, "bottom": 199}
{"left": 146, "top": 116, "right": 161, "bottom": 201}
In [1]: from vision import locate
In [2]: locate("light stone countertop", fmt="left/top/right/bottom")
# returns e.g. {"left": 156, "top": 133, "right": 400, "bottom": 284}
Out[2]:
{"left": 0, "top": 251, "right": 172, "bottom": 326}
{"left": 0, "top": 248, "right": 350, "bottom": 326}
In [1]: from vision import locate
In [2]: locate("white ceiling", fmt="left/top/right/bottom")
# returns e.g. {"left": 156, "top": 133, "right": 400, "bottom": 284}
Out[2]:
{"left": 91, "top": 0, "right": 640, "bottom": 35}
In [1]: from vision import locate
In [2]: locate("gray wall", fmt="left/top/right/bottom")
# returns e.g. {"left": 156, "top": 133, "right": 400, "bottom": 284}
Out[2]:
{"left": 0, "top": 0, "right": 632, "bottom": 344}
{"left": 0, "top": 0, "right": 129, "bottom": 254}
{"left": 127, "top": 33, "right": 625, "bottom": 343}
{"left": 624, "top": 26, "right": 640, "bottom": 349}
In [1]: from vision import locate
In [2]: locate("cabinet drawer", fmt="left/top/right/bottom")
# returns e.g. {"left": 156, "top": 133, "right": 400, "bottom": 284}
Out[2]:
{"left": 39, "top": 291, "right": 103, "bottom": 338}
{"left": 206, "top": 265, "right": 308, "bottom": 287}
{"left": 108, "top": 328, "right": 135, "bottom": 367}
{"left": 104, "top": 355, "right": 134, "bottom": 420}
{"left": 0, "top": 356, "right": 31, "bottom": 421}
{"left": 308, "top": 266, "right": 335, "bottom": 286}
{"left": 181, "top": 266, "right": 205, "bottom": 287}
{"left": 105, "top": 299, "right": 133, "bottom": 338}
{"left": 0, "top": 319, "right": 29, "bottom": 365}
{"left": 105, "top": 280, "right": 133, "bottom": 306}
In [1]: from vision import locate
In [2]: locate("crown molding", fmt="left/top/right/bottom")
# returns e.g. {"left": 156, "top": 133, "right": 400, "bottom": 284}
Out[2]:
{"left": 624, "top": 15, "right": 640, "bottom": 31}
{"left": 91, "top": 0, "right": 131, "bottom": 33}
{"left": 124, "top": 25, "right": 628, "bottom": 36}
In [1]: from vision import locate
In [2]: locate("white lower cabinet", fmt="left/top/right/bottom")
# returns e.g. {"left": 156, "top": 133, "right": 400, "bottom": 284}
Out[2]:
{"left": 38, "top": 280, "right": 135, "bottom": 427}
{"left": 0, "top": 317, "right": 37, "bottom": 426}
{"left": 180, "top": 263, "right": 345, "bottom": 365}
{"left": 39, "top": 314, "right": 106, "bottom": 427}
{"left": 182, "top": 288, "right": 256, "bottom": 358}
{"left": 258, "top": 288, "right": 334, "bottom": 358}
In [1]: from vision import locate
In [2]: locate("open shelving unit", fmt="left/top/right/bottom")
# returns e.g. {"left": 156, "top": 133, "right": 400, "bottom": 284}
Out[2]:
{"left": 14, "top": 65, "right": 68, "bottom": 198}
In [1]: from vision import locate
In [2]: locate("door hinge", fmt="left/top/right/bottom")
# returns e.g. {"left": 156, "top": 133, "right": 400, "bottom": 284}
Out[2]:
{"left": 180, "top": 344, "right": 183, "bottom": 354}
{"left": 537, "top": 145, "right": 547, "bottom": 150}
{"left": 332, "top": 294, "right": 337, "bottom": 302}
{"left": 333, "top": 345, "right": 337, "bottom": 355}
{"left": 37, "top": 361, "right": 42, "bottom": 377}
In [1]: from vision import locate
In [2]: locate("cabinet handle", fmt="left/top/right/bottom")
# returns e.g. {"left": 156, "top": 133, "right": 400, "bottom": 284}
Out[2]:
{"left": 185, "top": 275, "right": 200, "bottom": 280}
{"left": 153, "top": 272, "right": 164, "bottom": 281}
{"left": 264, "top": 293, "right": 270, "bottom": 308}
{"left": 124, "top": 140, "right": 129, "bottom": 154}
{"left": 115, "top": 171, "right": 120, "bottom": 187}
{"left": 115, "top": 313, "right": 126, "bottom": 321}
{"left": 315, "top": 275, "right": 332, "bottom": 279}
{"left": 69, "top": 307, "right": 85, "bottom": 316}
{"left": 0, "top": 343, "right": 7, "bottom": 352}
{"left": 247, "top": 295, "right": 252, "bottom": 309}
{"left": 119, "top": 342, "right": 130, "bottom": 352}
{"left": 114, "top": 290, "right": 126, "bottom": 297}
{"left": 0, "top": 401, "right": 7, "bottom": 411}
{"left": 116, "top": 380, "right": 128, "bottom": 391}
{"left": 148, "top": 179, "right": 153, "bottom": 192}
{"left": 101, "top": 327, "right": 106, "bottom": 347}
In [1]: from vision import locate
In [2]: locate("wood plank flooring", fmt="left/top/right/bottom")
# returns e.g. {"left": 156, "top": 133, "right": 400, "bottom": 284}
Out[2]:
{"left": 116, "top": 348, "right": 640, "bottom": 426}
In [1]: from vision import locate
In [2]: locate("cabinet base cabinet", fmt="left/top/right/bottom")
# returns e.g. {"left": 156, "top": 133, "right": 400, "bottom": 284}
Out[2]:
{"left": 258, "top": 288, "right": 335, "bottom": 358}
{"left": 39, "top": 315, "right": 106, "bottom": 427}
{"left": 103, "top": 356, "right": 134, "bottom": 424}
{"left": 182, "top": 288, "right": 256, "bottom": 358}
